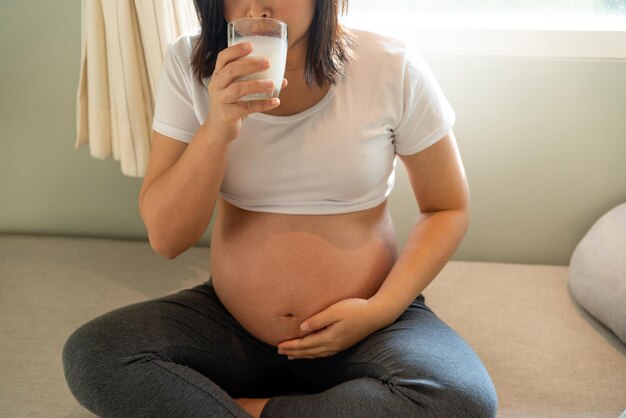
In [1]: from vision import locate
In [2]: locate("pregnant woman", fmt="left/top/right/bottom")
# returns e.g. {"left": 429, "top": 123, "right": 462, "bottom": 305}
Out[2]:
{"left": 63, "top": 0, "right": 498, "bottom": 417}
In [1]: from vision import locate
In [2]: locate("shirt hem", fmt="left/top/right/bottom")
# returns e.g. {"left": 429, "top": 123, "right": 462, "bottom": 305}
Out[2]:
{"left": 219, "top": 193, "right": 391, "bottom": 215}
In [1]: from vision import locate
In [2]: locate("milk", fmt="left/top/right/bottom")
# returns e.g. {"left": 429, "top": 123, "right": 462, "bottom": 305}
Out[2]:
{"left": 233, "top": 36, "right": 288, "bottom": 101}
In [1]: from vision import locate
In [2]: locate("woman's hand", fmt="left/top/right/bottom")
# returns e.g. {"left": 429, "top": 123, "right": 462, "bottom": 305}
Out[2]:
{"left": 277, "top": 298, "right": 386, "bottom": 360}
{"left": 205, "top": 42, "right": 287, "bottom": 143}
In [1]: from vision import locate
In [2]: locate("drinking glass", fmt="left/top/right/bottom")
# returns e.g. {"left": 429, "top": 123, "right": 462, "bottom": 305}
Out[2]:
{"left": 227, "top": 17, "right": 288, "bottom": 101}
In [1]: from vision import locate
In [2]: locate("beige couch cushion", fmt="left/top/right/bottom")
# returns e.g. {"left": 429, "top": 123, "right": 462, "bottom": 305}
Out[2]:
{"left": 0, "top": 235, "right": 210, "bottom": 418}
{"left": 424, "top": 261, "right": 626, "bottom": 417}
{"left": 1, "top": 235, "right": 624, "bottom": 417}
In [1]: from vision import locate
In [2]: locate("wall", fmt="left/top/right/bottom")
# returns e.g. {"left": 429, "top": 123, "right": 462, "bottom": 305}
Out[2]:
{"left": 392, "top": 55, "right": 626, "bottom": 265}
{"left": 1, "top": 1, "right": 625, "bottom": 265}
{"left": 0, "top": 1, "right": 147, "bottom": 240}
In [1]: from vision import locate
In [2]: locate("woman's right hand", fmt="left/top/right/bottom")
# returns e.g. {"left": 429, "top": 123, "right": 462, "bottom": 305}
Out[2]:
{"left": 205, "top": 42, "right": 284, "bottom": 143}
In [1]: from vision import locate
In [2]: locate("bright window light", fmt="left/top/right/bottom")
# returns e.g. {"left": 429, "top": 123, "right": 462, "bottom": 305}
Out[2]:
{"left": 343, "top": 0, "right": 626, "bottom": 58}
{"left": 345, "top": 0, "right": 626, "bottom": 30}
{"left": 348, "top": 0, "right": 626, "bottom": 16}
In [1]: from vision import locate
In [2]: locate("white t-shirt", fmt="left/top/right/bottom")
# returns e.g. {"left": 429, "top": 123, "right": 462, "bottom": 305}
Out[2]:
{"left": 153, "top": 28, "right": 456, "bottom": 215}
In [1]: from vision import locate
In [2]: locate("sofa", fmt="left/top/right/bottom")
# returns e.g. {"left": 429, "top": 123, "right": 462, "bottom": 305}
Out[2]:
{"left": 0, "top": 234, "right": 624, "bottom": 417}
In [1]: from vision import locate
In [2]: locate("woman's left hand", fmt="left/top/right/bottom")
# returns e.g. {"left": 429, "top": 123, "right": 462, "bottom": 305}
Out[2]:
{"left": 277, "top": 298, "right": 386, "bottom": 360}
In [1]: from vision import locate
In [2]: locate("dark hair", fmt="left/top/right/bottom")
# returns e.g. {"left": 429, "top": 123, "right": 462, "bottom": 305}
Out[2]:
{"left": 190, "top": 0, "right": 353, "bottom": 88}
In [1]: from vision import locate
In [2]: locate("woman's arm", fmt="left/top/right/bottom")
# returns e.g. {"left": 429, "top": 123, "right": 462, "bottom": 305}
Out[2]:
{"left": 369, "top": 130, "right": 470, "bottom": 325}
{"left": 277, "top": 131, "right": 469, "bottom": 359}
{"left": 139, "top": 42, "right": 283, "bottom": 259}
{"left": 139, "top": 128, "right": 231, "bottom": 259}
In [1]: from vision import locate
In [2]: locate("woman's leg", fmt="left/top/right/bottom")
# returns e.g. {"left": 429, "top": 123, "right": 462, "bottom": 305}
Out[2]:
{"left": 261, "top": 295, "right": 498, "bottom": 418}
{"left": 62, "top": 281, "right": 291, "bottom": 418}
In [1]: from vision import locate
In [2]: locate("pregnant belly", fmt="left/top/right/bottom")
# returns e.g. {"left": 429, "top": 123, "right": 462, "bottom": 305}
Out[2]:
{"left": 209, "top": 200, "right": 397, "bottom": 347}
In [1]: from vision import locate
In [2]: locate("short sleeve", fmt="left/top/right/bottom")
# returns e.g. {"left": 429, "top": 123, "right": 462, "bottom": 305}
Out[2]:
{"left": 392, "top": 45, "right": 456, "bottom": 155}
{"left": 152, "top": 44, "right": 200, "bottom": 143}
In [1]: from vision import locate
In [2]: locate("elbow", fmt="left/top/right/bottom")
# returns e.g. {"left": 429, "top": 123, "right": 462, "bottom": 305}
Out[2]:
{"left": 140, "top": 207, "right": 185, "bottom": 260}
{"left": 141, "top": 213, "right": 195, "bottom": 259}
{"left": 158, "top": 248, "right": 182, "bottom": 261}
{"left": 453, "top": 189, "right": 471, "bottom": 236}
{"left": 139, "top": 202, "right": 199, "bottom": 260}
{"left": 442, "top": 207, "right": 470, "bottom": 239}
{"left": 148, "top": 233, "right": 184, "bottom": 260}
{"left": 453, "top": 201, "right": 471, "bottom": 237}
{"left": 460, "top": 209, "right": 470, "bottom": 237}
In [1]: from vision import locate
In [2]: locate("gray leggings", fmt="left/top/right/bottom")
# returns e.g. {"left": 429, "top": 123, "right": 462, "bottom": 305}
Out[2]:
{"left": 62, "top": 280, "right": 498, "bottom": 417}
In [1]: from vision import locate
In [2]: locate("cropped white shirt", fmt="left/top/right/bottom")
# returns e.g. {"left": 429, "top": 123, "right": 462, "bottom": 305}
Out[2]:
{"left": 152, "top": 28, "right": 456, "bottom": 215}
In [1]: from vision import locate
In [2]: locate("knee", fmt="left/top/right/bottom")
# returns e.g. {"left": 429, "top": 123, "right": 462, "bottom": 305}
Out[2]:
{"left": 63, "top": 322, "right": 99, "bottom": 401}
{"left": 439, "top": 382, "right": 498, "bottom": 418}
{"left": 392, "top": 376, "right": 498, "bottom": 418}
{"left": 62, "top": 318, "right": 123, "bottom": 408}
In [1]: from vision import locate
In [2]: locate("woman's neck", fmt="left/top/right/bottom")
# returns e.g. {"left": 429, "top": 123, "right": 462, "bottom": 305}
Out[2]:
{"left": 285, "top": 35, "right": 308, "bottom": 72}
{"left": 261, "top": 35, "right": 331, "bottom": 117}
{"left": 263, "top": 77, "right": 330, "bottom": 117}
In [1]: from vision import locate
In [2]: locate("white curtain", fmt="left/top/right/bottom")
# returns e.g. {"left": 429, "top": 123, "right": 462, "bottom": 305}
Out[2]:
{"left": 76, "top": 0, "right": 199, "bottom": 177}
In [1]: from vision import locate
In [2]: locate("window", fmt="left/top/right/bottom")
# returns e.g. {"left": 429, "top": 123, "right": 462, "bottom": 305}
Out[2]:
{"left": 343, "top": 0, "right": 626, "bottom": 59}
{"left": 348, "top": 1, "right": 626, "bottom": 15}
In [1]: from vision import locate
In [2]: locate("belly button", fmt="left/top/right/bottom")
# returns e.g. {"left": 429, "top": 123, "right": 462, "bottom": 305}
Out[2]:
{"left": 281, "top": 313, "right": 295, "bottom": 318}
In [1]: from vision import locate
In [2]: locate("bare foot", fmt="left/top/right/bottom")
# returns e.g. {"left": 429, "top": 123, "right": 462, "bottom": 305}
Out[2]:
{"left": 234, "top": 397, "right": 270, "bottom": 418}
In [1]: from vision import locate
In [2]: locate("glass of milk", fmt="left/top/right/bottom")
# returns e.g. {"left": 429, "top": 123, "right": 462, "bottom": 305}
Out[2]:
{"left": 227, "top": 17, "right": 288, "bottom": 101}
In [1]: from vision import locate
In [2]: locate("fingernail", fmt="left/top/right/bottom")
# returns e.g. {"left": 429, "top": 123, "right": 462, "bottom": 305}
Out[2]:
{"left": 259, "top": 58, "right": 270, "bottom": 67}
{"left": 288, "top": 356, "right": 294, "bottom": 360}
{"left": 300, "top": 323, "right": 309, "bottom": 331}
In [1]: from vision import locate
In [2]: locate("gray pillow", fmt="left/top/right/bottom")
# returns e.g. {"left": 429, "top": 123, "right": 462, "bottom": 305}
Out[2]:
{"left": 569, "top": 203, "right": 626, "bottom": 344}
